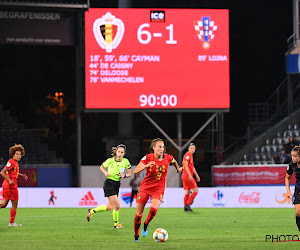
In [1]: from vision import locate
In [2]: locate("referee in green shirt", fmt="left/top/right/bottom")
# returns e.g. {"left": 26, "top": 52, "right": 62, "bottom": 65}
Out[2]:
{"left": 87, "top": 144, "right": 132, "bottom": 228}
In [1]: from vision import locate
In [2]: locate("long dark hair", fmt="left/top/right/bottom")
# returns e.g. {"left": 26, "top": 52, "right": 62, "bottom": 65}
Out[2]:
{"left": 111, "top": 144, "right": 126, "bottom": 156}
{"left": 149, "top": 138, "right": 166, "bottom": 153}
{"left": 292, "top": 145, "right": 300, "bottom": 155}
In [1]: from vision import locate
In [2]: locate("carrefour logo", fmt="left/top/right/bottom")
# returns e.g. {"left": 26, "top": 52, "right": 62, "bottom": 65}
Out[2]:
{"left": 214, "top": 190, "right": 224, "bottom": 201}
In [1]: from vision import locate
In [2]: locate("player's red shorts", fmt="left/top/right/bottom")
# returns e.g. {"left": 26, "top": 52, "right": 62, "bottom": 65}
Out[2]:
{"left": 136, "top": 189, "right": 164, "bottom": 204}
{"left": 2, "top": 186, "right": 19, "bottom": 201}
{"left": 182, "top": 175, "right": 197, "bottom": 190}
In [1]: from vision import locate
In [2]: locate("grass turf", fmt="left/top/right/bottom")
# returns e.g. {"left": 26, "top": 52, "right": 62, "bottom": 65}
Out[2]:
{"left": 0, "top": 207, "right": 299, "bottom": 249}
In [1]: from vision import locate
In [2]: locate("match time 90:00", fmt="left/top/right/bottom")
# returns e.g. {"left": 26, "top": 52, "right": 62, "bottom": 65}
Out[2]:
{"left": 139, "top": 94, "right": 177, "bottom": 107}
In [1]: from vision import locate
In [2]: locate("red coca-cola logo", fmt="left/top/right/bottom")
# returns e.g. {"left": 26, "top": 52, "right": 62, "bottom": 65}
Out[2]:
{"left": 239, "top": 192, "right": 261, "bottom": 204}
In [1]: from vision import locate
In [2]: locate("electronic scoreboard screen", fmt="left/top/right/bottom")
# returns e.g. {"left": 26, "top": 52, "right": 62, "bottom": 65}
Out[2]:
{"left": 85, "top": 8, "right": 229, "bottom": 110}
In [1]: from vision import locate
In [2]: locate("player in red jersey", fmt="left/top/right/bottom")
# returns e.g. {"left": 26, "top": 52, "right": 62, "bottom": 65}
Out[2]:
{"left": 0, "top": 144, "right": 28, "bottom": 226}
{"left": 133, "top": 138, "right": 182, "bottom": 242}
{"left": 182, "top": 143, "right": 200, "bottom": 212}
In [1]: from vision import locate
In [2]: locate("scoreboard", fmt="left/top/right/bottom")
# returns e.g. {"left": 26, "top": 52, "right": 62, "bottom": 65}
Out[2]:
{"left": 85, "top": 8, "right": 229, "bottom": 110}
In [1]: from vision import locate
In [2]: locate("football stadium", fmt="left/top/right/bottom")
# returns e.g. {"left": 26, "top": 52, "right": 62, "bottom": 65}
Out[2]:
{"left": 0, "top": 0, "right": 299, "bottom": 249}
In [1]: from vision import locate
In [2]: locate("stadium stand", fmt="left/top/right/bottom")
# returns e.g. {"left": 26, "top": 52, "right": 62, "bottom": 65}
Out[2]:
{"left": 223, "top": 73, "right": 300, "bottom": 165}
{"left": 239, "top": 123, "right": 300, "bottom": 165}
{"left": 0, "top": 104, "right": 63, "bottom": 165}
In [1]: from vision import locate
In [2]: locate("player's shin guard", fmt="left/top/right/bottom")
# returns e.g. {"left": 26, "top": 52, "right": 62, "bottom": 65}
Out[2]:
{"left": 184, "top": 194, "right": 189, "bottom": 206}
{"left": 145, "top": 207, "right": 158, "bottom": 225}
{"left": 91, "top": 205, "right": 107, "bottom": 214}
{"left": 113, "top": 209, "right": 119, "bottom": 226}
{"left": 296, "top": 216, "right": 300, "bottom": 231}
{"left": 10, "top": 208, "right": 17, "bottom": 223}
{"left": 134, "top": 214, "right": 142, "bottom": 236}
{"left": 187, "top": 192, "right": 198, "bottom": 206}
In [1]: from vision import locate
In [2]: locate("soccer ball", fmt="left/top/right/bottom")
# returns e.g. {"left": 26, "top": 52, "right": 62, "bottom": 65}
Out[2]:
{"left": 153, "top": 228, "right": 168, "bottom": 242}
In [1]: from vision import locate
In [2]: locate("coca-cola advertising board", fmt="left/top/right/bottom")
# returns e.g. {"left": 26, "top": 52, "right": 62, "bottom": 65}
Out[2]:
{"left": 0, "top": 187, "right": 294, "bottom": 208}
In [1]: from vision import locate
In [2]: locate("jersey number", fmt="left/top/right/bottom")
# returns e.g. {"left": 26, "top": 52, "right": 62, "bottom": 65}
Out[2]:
{"left": 156, "top": 173, "right": 162, "bottom": 180}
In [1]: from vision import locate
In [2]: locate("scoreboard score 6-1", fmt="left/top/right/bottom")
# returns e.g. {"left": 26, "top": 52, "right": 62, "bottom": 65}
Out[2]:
{"left": 85, "top": 8, "right": 229, "bottom": 110}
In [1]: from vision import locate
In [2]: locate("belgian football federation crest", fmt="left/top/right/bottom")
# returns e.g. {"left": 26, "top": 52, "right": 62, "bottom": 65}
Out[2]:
{"left": 93, "top": 12, "right": 125, "bottom": 53}
{"left": 194, "top": 17, "right": 217, "bottom": 49}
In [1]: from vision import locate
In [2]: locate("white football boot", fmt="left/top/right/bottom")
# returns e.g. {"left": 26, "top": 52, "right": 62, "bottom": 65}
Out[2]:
{"left": 9, "top": 222, "right": 22, "bottom": 226}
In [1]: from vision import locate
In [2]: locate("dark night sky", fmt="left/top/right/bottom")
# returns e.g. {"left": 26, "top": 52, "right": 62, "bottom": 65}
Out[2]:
{"left": 0, "top": 0, "right": 294, "bottom": 165}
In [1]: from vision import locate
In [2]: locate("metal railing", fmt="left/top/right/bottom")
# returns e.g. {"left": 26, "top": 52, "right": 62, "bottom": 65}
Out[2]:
{"left": 247, "top": 77, "right": 288, "bottom": 137}
{"left": 223, "top": 74, "right": 298, "bottom": 159}
{"left": 286, "top": 33, "right": 296, "bottom": 55}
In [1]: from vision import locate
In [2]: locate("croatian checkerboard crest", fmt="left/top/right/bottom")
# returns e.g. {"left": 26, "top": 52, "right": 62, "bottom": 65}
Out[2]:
{"left": 194, "top": 17, "right": 217, "bottom": 49}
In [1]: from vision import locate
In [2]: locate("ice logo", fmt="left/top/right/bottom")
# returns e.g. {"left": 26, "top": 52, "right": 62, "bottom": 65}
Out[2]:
{"left": 93, "top": 12, "right": 125, "bottom": 53}
{"left": 194, "top": 17, "right": 217, "bottom": 49}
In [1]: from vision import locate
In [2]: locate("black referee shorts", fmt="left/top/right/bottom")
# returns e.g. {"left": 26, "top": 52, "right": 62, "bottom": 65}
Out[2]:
{"left": 103, "top": 179, "right": 121, "bottom": 197}
{"left": 293, "top": 187, "right": 300, "bottom": 205}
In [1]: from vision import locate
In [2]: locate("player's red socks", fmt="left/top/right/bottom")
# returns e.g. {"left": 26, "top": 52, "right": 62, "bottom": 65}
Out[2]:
{"left": 184, "top": 194, "right": 189, "bottom": 206}
{"left": 187, "top": 192, "right": 198, "bottom": 206}
{"left": 134, "top": 214, "right": 142, "bottom": 236}
{"left": 10, "top": 208, "right": 17, "bottom": 223}
{"left": 145, "top": 207, "right": 158, "bottom": 225}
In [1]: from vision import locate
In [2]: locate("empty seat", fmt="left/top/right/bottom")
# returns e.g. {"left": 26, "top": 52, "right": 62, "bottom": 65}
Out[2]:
{"left": 264, "top": 146, "right": 271, "bottom": 153}
{"left": 266, "top": 154, "right": 273, "bottom": 161}
{"left": 293, "top": 131, "right": 300, "bottom": 138}
{"left": 261, "top": 154, "right": 267, "bottom": 161}
{"left": 275, "top": 146, "right": 282, "bottom": 153}
{"left": 261, "top": 146, "right": 268, "bottom": 154}
{"left": 254, "top": 154, "right": 261, "bottom": 161}
{"left": 272, "top": 138, "right": 278, "bottom": 146}
{"left": 283, "top": 130, "right": 293, "bottom": 137}
{"left": 277, "top": 138, "right": 283, "bottom": 145}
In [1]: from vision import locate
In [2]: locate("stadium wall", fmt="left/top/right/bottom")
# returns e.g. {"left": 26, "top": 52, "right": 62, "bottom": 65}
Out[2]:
{"left": 1, "top": 164, "right": 72, "bottom": 187}
{"left": 212, "top": 164, "right": 292, "bottom": 186}
{"left": 80, "top": 165, "right": 180, "bottom": 187}
{"left": 1, "top": 186, "right": 294, "bottom": 208}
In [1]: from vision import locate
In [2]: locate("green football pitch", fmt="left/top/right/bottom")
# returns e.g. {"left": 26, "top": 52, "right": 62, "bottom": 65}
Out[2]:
{"left": 0, "top": 207, "right": 299, "bottom": 249}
